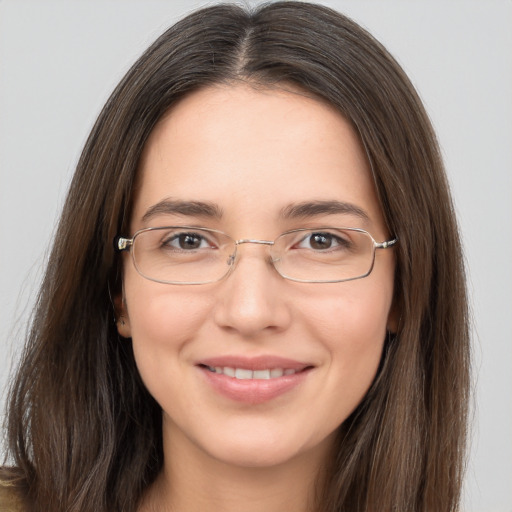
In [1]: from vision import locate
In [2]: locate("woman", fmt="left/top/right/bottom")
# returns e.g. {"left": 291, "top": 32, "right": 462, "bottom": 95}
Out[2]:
{"left": 1, "top": 2, "right": 470, "bottom": 511}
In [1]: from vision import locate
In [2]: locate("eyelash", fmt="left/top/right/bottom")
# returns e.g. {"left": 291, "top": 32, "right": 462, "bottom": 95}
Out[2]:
{"left": 294, "top": 231, "right": 352, "bottom": 251}
{"left": 161, "top": 232, "right": 215, "bottom": 250}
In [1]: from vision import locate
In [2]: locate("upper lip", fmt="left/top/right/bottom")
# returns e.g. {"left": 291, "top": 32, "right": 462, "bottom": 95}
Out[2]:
{"left": 197, "top": 355, "right": 313, "bottom": 371}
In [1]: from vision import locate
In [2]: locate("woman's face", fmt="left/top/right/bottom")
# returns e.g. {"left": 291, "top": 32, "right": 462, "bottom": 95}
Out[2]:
{"left": 118, "top": 84, "right": 396, "bottom": 469}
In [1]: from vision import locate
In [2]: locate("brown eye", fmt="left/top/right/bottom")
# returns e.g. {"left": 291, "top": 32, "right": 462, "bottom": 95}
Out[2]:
{"left": 295, "top": 231, "right": 351, "bottom": 252}
{"left": 178, "top": 233, "right": 203, "bottom": 249}
{"left": 162, "top": 232, "right": 210, "bottom": 250}
{"left": 310, "top": 233, "right": 332, "bottom": 250}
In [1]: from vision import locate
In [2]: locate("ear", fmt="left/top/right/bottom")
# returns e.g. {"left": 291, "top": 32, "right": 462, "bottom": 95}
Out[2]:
{"left": 114, "top": 292, "right": 132, "bottom": 338}
{"left": 386, "top": 297, "right": 400, "bottom": 335}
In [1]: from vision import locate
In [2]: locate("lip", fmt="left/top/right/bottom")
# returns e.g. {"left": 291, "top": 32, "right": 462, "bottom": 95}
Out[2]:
{"left": 197, "top": 355, "right": 314, "bottom": 404}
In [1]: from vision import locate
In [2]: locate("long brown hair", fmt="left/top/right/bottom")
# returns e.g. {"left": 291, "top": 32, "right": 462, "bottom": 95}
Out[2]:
{"left": 2, "top": 2, "right": 470, "bottom": 511}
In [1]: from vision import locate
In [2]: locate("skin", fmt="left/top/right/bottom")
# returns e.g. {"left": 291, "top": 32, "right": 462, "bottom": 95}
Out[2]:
{"left": 116, "top": 84, "right": 397, "bottom": 512}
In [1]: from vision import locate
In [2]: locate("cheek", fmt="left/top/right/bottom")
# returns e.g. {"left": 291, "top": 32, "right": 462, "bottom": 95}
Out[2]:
{"left": 123, "top": 279, "right": 212, "bottom": 375}
{"left": 303, "top": 280, "right": 392, "bottom": 345}
{"left": 300, "top": 281, "right": 392, "bottom": 392}
{"left": 130, "top": 294, "right": 202, "bottom": 344}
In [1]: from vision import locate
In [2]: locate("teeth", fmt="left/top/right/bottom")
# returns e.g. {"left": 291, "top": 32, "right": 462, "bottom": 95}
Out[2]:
{"left": 235, "top": 368, "right": 253, "bottom": 380}
{"left": 206, "top": 366, "right": 297, "bottom": 379}
{"left": 223, "top": 366, "right": 236, "bottom": 378}
{"left": 253, "top": 369, "right": 270, "bottom": 379}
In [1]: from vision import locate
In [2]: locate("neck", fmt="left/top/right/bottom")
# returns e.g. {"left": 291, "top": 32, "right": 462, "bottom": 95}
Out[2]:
{"left": 141, "top": 422, "right": 331, "bottom": 512}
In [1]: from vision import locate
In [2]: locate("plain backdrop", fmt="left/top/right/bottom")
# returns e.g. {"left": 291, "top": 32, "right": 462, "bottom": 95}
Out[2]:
{"left": 0, "top": 1, "right": 511, "bottom": 511}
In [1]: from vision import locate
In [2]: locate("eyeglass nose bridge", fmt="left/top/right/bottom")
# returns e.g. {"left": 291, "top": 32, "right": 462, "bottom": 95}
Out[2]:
{"left": 235, "top": 238, "right": 275, "bottom": 246}
{"left": 227, "top": 239, "right": 276, "bottom": 266}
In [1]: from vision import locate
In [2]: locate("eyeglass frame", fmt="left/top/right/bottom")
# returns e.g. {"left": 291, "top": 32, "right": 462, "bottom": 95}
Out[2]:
{"left": 115, "top": 226, "right": 398, "bottom": 285}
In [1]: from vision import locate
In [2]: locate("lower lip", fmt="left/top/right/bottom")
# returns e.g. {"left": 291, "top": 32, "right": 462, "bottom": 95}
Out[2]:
{"left": 199, "top": 367, "right": 311, "bottom": 404}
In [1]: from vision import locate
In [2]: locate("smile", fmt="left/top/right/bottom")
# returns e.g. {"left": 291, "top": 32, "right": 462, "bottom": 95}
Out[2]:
{"left": 198, "top": 357, "right": 313, "bottom": 404}
{"left": 205, "top": 366, "right": 299, "bottom": 379}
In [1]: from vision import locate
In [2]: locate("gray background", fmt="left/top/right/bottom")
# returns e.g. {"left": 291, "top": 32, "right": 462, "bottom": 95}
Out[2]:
{"left": 1, "top": 1, "right": 511, "bottom": 510}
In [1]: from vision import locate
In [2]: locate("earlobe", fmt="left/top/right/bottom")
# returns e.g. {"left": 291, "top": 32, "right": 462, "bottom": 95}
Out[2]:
{"left": 386, "top": 316, "right": 398, "bottom": 335}
{"left": 114, "top": 293, "right": 132, "bottom": 338}
{"left": 117, "top": 315, "right": 132, "bottom": 338}
{"left": 386, "top": 299, "right": 400, "bottom": 335}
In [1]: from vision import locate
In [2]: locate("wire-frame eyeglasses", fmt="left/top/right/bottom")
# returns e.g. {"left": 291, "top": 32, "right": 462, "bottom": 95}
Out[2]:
{"left": 115, "top": 226, "right": 397, "bottom": 285}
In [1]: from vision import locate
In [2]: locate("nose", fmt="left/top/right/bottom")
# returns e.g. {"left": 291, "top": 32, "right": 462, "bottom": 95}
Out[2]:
{"left": 213, "top": 243, "right": 292, "bottom": 338}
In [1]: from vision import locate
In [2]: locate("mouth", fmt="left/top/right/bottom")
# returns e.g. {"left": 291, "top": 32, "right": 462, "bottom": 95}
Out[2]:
{"left": 197, "top": 356, "right": 314, "bottom": 404}
{"left": 200, "top": 365, "right": 309, "bottom": 380}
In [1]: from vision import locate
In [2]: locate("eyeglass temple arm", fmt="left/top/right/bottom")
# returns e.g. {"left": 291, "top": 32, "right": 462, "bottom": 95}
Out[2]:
{"left": 115, "top": 236, "right": 133, "bottom": 252}
{"left": 375, "top": 238, "right": 398, "bottom": 250}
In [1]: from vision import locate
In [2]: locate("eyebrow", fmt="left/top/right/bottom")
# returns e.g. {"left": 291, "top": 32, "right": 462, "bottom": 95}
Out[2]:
{"left": 142, "top": 199, "right": 224, "bottom": 222}
{"left": 142, "top": 198, "right": 369, "bottom": 224}
{"left": 280, "top": 200, "right": 370, "bottom": 222}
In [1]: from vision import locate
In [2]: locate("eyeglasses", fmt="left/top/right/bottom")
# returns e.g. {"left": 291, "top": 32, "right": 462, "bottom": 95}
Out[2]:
{"left": 115, "top": 226, "right": 397, "bottom": 285}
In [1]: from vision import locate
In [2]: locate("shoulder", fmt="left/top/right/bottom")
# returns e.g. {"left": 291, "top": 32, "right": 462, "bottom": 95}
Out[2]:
{"left": 0, "top": 485, "right": 26, "bottom": 512}
{"left": 0, "top": 468, "right": 29, "bottom": 512}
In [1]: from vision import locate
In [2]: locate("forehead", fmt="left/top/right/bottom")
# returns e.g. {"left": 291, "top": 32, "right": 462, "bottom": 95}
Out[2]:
{"left": 132, "top": 84, "right": 386, "bottom": 236}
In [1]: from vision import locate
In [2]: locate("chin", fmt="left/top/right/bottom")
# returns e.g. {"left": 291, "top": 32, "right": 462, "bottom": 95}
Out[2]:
{"left": 191, "top": 422, "right": 337, "bottom": 470}
{"left": 217, "top": 441, "right": 295, "bottom": 468}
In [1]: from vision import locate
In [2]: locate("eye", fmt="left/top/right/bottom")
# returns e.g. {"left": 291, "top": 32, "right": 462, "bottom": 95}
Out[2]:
{"left": 297, "top": 231, "right": 350, "bottom": 251}
{"left": 162, "top": 231, "right": 213, "bottom": 250}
